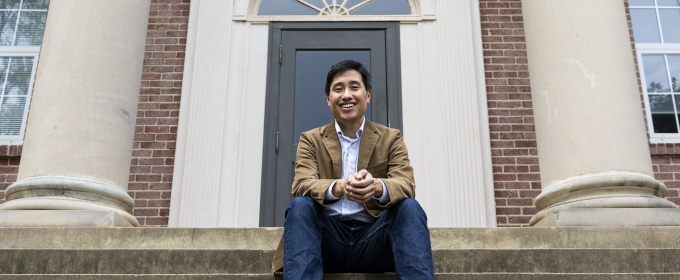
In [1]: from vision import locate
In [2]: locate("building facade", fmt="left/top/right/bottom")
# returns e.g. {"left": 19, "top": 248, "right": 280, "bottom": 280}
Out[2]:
{"left": 0, "top": 0, "right": 678, "bottom": 228}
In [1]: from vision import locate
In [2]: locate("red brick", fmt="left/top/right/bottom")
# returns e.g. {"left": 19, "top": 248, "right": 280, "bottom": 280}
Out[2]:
{"left": 136, "top": 191, "right": 162, "bottom": 199}
{"left": 146, "top": 217, "right": 169, "bottom": 226}
{"left": 133, "top": 208, "right": 159, "bottom": 216}
{"left": 507, "top": 198, "right": 533, "bottom": 206}
{"left": 481, "top": 0, "right": 539, "bottom": 227}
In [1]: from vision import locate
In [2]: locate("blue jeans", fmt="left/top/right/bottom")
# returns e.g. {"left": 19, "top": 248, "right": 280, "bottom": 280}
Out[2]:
{"left": 283, "top": 196, "right": 434, "bottom": 280}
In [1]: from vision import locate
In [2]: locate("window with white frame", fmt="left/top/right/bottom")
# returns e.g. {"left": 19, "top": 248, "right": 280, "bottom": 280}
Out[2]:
{"left": 0, "top": 0, "right": 48, "bottom": 144}
{"left": 631, "top": 0, "right": 680, "bottom": 142}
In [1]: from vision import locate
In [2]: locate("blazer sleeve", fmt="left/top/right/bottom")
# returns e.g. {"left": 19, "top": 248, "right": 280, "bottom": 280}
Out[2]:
{"left": 291, "top": 131, "right": 338, "bottom": 206}
{"left": 365, "top": 131, "right": 415, "bottom": 216}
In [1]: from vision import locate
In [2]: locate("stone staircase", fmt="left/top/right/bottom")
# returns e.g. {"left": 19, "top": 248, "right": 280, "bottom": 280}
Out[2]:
{"left": 1, "top": 227, "right": 680, "bottom": 279}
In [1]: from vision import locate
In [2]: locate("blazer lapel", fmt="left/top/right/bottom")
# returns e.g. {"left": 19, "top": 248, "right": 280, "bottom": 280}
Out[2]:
{"left": 358, "top": 120, "right": 379, "bottom": 170}
{"left": 321, "top": 121, "right": 342, "bottom": 179}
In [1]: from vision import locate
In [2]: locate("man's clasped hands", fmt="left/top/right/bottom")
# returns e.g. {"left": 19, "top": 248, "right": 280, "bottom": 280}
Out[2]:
{"left": 332, "top": 169, "right": 383, "bottom": 203}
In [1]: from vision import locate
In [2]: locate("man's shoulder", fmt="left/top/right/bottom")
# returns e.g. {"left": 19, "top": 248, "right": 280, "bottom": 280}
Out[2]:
{"left": 366, "top": 120, "right": 402, "bottom": 138}
{"left": 300, "top": 122, "right": 334, "bottom": 140}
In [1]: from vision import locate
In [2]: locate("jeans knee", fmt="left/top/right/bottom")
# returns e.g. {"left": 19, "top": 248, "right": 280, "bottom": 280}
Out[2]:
{"left": 393, "top": 198, "right": 427, "bottom": 218}
{"left": 395, "top": 198, "right": 423, "bottom": 211}
{"left": 285, "top": 196, "right": 317, "bottom": 218}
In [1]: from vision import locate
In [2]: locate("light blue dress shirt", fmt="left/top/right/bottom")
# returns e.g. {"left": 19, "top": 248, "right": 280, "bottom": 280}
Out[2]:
{"left": 324, "top": 118, "right": 389, "bottom": 223}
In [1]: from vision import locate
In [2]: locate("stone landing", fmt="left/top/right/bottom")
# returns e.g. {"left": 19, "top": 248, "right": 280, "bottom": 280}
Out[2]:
{"left": 1, "top": 227, "right": 680, "bottom": 279}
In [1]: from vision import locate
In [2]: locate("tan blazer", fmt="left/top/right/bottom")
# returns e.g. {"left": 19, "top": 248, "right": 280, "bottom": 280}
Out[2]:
{"left": 272, "top": 119, "right": 416, "bottom": 272}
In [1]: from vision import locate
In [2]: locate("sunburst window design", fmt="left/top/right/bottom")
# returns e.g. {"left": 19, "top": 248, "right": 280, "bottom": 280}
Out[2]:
{"left": 297, "top": 0, "right": 371, "bottom": 16}
{"left": 258, "top": 0, "right": 411, "bottom": 16}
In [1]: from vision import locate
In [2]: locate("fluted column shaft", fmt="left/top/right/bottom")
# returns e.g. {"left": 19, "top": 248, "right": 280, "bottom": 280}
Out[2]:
{"left": 521, "top": 0, "right": 677, "bottom": 226}
{"left": 0, "top": 0, "right": 151, "bottom": 226}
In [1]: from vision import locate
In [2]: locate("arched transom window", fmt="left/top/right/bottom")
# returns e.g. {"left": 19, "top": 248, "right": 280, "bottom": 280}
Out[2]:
{"left": 258, "top": 0, "right": 411, "bottom": 16}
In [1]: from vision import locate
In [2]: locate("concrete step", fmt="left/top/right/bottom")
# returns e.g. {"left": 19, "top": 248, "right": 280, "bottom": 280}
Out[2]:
{"left": 2, "top": 248, "right": 680, "bottom": 274}
{"left": 4, "top": 227, "right": 680, "bottom": 250}
{"left": 2, "top": 274, "right": 680, "bottom": 280}
{"left": 2, "top": 227, "right": 680, "bottom": 276}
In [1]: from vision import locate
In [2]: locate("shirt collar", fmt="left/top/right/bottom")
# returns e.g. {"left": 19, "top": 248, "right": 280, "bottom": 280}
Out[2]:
{"left": 335, "top": 117, "right": 365, "bottom": 139}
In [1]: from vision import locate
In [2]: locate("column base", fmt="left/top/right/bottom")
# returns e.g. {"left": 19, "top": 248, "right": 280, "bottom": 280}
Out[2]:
{"left": 0, "top": 210, "right": 134, "bottom": 227}
{"left": 534, "top": 208, "right": 680, "bottom": 227}
{"left": 0, "top": 175, "right": 139, "bottom": 226}
{"left": 0, "top": 196, "right": 139, "bottom": 226}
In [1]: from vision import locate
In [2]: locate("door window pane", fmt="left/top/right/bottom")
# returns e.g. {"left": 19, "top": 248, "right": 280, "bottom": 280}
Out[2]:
{"left": 293, "top": 50, "right": 371, "bottom": 143}
{"left": 631, "top": 8, "right": 662, "bottom": 43}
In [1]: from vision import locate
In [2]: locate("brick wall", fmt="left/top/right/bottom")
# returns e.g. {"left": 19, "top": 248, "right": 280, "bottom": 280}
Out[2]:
{"left": 480, "top": 0, "right": 541, "bottom": 227}
{"left": 0, "top": 146, "right": 21, "bottom": 202}
{"left": 129, "top": 0, "right": 189, "bottom": 227}
{"left": 0, "top": 158, "right": 18, "bottom": 201}
{"left": 624, "top": 0, "right": 680, "bottom": 208}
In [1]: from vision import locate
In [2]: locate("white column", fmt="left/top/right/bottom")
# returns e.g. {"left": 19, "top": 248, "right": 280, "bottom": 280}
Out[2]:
{"left": 0, "top": 0, "right": 150, "bottom": 227}
{"left": 521, "top": 0, "right": 679, "bottom": 226}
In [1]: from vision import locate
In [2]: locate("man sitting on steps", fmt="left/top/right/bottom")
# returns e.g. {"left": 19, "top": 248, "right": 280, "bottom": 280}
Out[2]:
{"left": 272, "top": 60, "right": 434, "bottom": 279}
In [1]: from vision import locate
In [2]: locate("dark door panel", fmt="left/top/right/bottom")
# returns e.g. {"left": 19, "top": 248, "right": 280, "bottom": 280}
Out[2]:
{"left": 292, "top": 50, "right": 371, "bottom": 144}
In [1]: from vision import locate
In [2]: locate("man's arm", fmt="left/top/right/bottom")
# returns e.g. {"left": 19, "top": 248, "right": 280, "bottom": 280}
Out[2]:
{"left": 379, "top": 131, "right": 415, "bottom": 201}
{"left": 348, "top": 131, "right": 415, "bottom": 216}
{"left": 291, "top": 131, "right": 339, "bottom": 206}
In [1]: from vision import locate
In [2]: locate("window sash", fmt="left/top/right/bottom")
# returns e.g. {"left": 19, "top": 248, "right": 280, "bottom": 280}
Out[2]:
{"left": 639, "top": 49, "right": 680, "bottom": 143}
{"left": 0, "top": 0, "right": 47, "bottom": 144}
{"left": 0, "top": 51, "right": 38, "bottom": 144}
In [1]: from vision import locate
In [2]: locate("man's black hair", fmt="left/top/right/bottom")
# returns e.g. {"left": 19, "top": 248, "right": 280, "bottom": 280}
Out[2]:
{"left": 324, "top": 60, "right": 372, "bottom": 96}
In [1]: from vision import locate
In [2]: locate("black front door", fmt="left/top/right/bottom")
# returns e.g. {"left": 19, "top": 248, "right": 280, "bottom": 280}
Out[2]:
{"left": 261, "top": 22, "right": 402, "bottom": 226}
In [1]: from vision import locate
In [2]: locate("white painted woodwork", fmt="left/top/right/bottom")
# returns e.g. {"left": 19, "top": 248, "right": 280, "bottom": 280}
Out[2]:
{"left": 470, "top": 0, "right": 497, "bottom": 227}
{"left": 170, "top": 0, "right": 495, "bottom": 227}
{"left": 171, "top": 0, "right": 270, "bottom": 227}
{"left": 400, "top": 0, "right": 494, "bottom": 227}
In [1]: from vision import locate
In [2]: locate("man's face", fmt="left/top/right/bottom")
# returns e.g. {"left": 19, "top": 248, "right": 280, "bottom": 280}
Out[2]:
{"left": 327, "top": 69, "right": 371, "bottom": 127}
